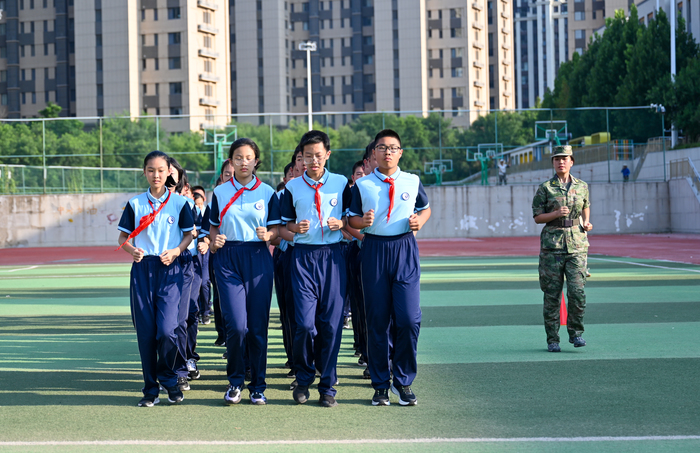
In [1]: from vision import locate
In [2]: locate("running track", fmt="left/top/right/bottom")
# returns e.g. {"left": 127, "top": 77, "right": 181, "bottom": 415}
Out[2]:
{"left": 1, "top": 234, "right": 698, "bottom": 265}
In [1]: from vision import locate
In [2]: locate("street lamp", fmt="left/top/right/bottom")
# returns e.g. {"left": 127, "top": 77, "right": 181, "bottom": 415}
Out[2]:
{"left": 651, "top": 103, "right": 667, "bottom": 181}
{"left": 298, "top": 41, "right": 317, "bottom": 131}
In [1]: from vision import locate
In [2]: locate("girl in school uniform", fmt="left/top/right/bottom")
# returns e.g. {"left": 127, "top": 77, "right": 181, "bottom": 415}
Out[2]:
{"left": 117, "top": 150, "right": 195, "bottom": 407}
{"left": 209, "top": 138, "right": 281, "bottom": 405}
{"left": 166, "top": 159, "right": 201, "bottom": 389}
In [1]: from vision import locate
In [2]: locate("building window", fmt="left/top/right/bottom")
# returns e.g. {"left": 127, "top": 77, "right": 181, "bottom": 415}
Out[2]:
{"left": 575, "top": 29, "right": 585, "bottom": 39}
{"left": 168, "top": 7, "right": 181, "bottom": 19}
{"left": 95, "top": 9, "right": 102, "bottom": 22}
{"left": 574, "top": 11, "right": 585, "bottom": 21}
{"left": 170, "top": 107, "right": 182, "bottom": 115}
{"left": 170, "top": 82, "right": 182, "bottom": 94}
{"left": 96, "top": 59, "right": 103, "bottom": 71}
{"left": 96, "top": 84, "right": 103, "bottom": 96}
{"left": 451, "top": 67, "right": 463, "bottom": 78}
{"left": 203, "top": 11, "right": 211, "bottom": 24}
{"left": 451, "top": 28, "right": 462, "bottom": 38}
{"left": 96, "top": 34, "right": 102, "bottom": 46}
{"left": 153, "top": 8, "right": 158, "bottom": 20}
{"left": 168, "top": 32, "right": 181, "bottom": 45}
{"left": 169, "top": 57, "right": 181, "bottom": 69}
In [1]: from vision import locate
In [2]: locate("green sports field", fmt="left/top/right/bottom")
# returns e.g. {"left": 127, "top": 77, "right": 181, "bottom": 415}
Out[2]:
{"left": 1, "top": 255, "right": 699, "bottom": 452}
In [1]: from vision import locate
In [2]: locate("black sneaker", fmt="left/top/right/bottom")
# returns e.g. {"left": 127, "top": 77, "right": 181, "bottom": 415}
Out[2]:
{"left": 224, "top": 385, "right": 242, "bottom": 405}
{"left": 353, "top": 350, "right": 361, "bottom": 357}
{"left": 137, "top": 395, "right": 160, "bottom": 407}
{"left": 250, "top": 391, "right": 267, "bottom": 405}
{"left": 214, "top": 337, "right": 226, "bottom": 347}
{"left": 289, "top": 379, "right": 298, "bottom": 391}
{"left": 202, "top": 316, "right": 211, "bottom": 325}
{"left": 371, "top": 388, "right": 390, "bottom": 406}
{"left": 222, "top": 351, "right": 228, "bottom": 359}
{"left": 165, "top": 385, "right": 184, "bottom": 404}
{"left": 186, "top": 359, "right": 201, "bottom": 380}
{"left": 357, "top": 357, "right": 367, "bottom": 367}
{"left": 319, "top": 394, "right": 338, "bottom": 407}
{"left": 363, "top": 367, "right": 371, "bottom": 379}
{"left": 284, "top": 360, "right": 292, "bottom": 369}
{"left": 293, "top": 384, "right": 310, "bottom": 404}
{"left": 569, "top": 336, "right": 586, "bottom": 348}
{"left": 177, "top": 376, "right": 190, "bottom": 392}
{"left": 548, "top": 343, "right": 561, "bottom": 352}
{"left": 286, "top": 369, "right": 295, "bottom": 378}
{"left": 390, "top": 384, "right": 417, "bottom": 406}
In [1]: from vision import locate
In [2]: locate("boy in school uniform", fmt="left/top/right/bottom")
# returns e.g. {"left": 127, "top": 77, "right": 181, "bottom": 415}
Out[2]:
{"left": 192, "top": 185, "right": 212, "bottom": 326}
{"left": 117, "top": 151, "right": 195, "bottom": 406}
{"left": 348, "top": 129, "right": 431, "bottom": 406}
{"left": 280, "top": 130, "right": 351, "bottom": 407}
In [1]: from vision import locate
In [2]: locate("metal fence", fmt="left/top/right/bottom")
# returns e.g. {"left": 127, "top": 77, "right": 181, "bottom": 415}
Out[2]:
{"left": 0, "top": 106, "right": 672, "bottom": 194}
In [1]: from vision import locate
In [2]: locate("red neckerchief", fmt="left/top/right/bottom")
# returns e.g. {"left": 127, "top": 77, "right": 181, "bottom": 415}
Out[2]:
{"left": 219, "top": 177, "right": 262, "bottom": 225}
{"left": 116, "top": 191, "right": 171, "bottom": 251}
{"left": 302, "top": 174, "right": 325, "bottom": 240}
{"left": 375, "top": 170, "right": 396, "bottom": 222}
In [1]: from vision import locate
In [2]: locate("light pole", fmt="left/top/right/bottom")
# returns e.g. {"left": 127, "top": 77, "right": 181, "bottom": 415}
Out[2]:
{"left": 299, "top": 41, "right": 317, "bottom": 131}
{"left": 651, "top": 103, "right": 666, "bottom": 181}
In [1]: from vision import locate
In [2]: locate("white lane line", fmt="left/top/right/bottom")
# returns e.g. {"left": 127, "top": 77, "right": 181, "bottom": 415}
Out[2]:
{"left": 1, "top": 436, "right": 699, "bottom": 446}
{"left": 590, "top": 257, "right": 700, "bottom": 274}
{"left": 1, "top": 266, "right": 38, "bottom": 273}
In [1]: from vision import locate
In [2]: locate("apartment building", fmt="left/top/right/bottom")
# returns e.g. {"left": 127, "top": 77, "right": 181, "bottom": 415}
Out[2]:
{"left": 635, "top": 0, "right": 698, "bottom": 40}
{"left": 0, "top": 0, "right": 75, "bottom": 118}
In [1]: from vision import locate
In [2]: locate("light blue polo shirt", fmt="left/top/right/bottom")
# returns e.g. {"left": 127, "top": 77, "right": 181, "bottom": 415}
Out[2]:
{"left": 118, "top": 190, "right": 195, "bottom": 256}
{"left": 185, "top": 198, "right": 199, "bottom": 256}
{"left": 280, "top": 169, "right": 351, "bottom": 246}
{"left": 200, "top": 203, "right": 211, "bottom": 238}
{"left": 348, "top": 167, "right": 429, "bottom": 236}
{"left": 209, "top": 175, "right": 282, "bottom": 242}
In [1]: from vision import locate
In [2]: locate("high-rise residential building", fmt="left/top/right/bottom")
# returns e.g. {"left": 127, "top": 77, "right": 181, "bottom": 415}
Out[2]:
{"left": 0, "top": 0, "right": 231, "bottom": 132}
{"left": 513, "top": 0, "right": 569, "bottom": 109}
{"left": 1, "top": 0, "right": 517, "bottom": 129}
{"left": 634, "top": 0, "right": 698, "bottom": 41}
{"left": 0, "top": 0, "right": 76, "bottom": 119}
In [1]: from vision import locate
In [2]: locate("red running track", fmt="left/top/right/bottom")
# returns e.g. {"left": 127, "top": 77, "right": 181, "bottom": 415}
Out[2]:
{"left": 0, "top": 234, "right": 699, "bottom": 266}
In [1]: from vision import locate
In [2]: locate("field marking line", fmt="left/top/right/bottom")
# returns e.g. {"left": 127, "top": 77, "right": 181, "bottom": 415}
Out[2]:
{"left": 0, "top": 266, "right": 38, "bottom": 273}
{"left": 589, "top": 257, "right": 700, "bottom": 274}
{"left": 1, "top": 436, "right": 700, "bottom": 446}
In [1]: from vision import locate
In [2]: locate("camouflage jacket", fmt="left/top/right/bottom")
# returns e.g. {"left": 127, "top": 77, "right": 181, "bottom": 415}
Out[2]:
{"left": 532, "top": 175, "right": 590, "bottom": 252}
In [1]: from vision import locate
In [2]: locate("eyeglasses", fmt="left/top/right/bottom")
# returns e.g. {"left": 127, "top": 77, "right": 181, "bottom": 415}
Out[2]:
{"left": 375, "top": 145, "right": 401, "bottom": 154}
{"left": 303, "top": 155, "right": 326, "bottom": 164}
{"left": 231, "top": 157, "right": 255, "bottom": 165}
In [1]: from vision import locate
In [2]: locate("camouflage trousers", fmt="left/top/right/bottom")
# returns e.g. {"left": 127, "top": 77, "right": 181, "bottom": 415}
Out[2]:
{"left": 538, "top": 251, "right": 587, "bottom": 344}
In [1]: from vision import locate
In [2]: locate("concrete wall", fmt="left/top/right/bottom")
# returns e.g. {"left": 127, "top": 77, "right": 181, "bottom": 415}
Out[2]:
{"left": 0, "top": 181, "right": 681, "bottom": 248}
{"left": 669, "top": 179, "right": 700, "bottom": 234}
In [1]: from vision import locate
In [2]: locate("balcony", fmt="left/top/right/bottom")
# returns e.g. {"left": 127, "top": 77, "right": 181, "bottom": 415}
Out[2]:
{"left": 474, "top": 100, "right": 485, "bottom": 108}
{"left": 502, "top": 75, "right": 511, "bottom": 81}
{"left": 501, "top": 11, "right": 510, "bottom": 19}
{"left": 199, "top": 98, "right": 220, "bottom": 107}
{"left": 200, "top": 122, "right": 218, "bottom": 130}
{"left": 502, "top": 59, "right": 511, "bottom": 66}
{"left": 473, "top": 61, "right": 484, "bottom": 68}
{"left": 473, "top": 80, "right": 484, "bottom": 88}
{"left": 504, "top": 91, "right": 512, "bottom": 97}
{"left": 501, "top": 43, "right": 511, "bottom": 50}
{"left": 198, "top": 24, "right": 219, "bottom": 34}
{"left": 429, "top": 58, "right": 442, "bottom": 69}
{"left": 199, "top": 73, "right": 220, "bottom": 83}
{"left": 428, "top": 19, "right": 442, "bottom": 29}
{"left": 197, "top": 0, "right": 218, "bottom": 10}
{"left": 472, "top": 41, "right": 484, "bottom": 49}
{"left": 472, "top": 2, "right": 482, "bottom": 11}
{"left": 501, "top": 27, "right": 509, "bottom": 34}
{"left": 472, "top": 21, "right": 483, "bottom": 30}
{"left": 198, "top": 48, "right": 220, "bottom": 58}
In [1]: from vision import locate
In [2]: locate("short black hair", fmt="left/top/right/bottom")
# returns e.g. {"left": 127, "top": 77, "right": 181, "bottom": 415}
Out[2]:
{"left": 166, "top": 157, "right": 186, "bottom": 194}
{"left": 143, "top": 150, "right": 170, "bottom": 170}
{"left": 220, "top": 158, "right": 233, "bottom": 175}
{"left": 191, "top": 185, "right": 205, "bottom": 194}
{"left": 362, "top": 141, "right": 376, "bottom": 162}
{"left": 229, "top": 137, "right": 262, "bottom": 172}
{"left": 215, "top": 176, "right": 223, "bottom": 186}
{"left": 276, "top": 181, "right": 286, "bottom": 191}
{"left": 291, "top": 144, "right": 303, "bottom": 164}
{"left": 352, "top": 160, "right": 364, "bottom": 174}
{"left": 193, "top": 192, "right": 204, "bottom": 201}
{"left": 284, "top": 162, "right": 294, "bottom": 175}
{"left": 374, "top": 129, "right": 401, "bottom": 147}
{"left": 299, "top": 130, "right": 330, "bottom": 153}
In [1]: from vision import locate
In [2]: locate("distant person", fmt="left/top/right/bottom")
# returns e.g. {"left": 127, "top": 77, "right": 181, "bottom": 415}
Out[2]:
{"left": 532, "top": 145, "right": 592, "bottom": 353}
{"left": 621, "top": 165, "right": 630, "bottom": 182}
{"left": 497, "top": 159, "right": 509, "bottom": 185}
{"left": 478, "top": 154, "right": 491, "bottom": 186}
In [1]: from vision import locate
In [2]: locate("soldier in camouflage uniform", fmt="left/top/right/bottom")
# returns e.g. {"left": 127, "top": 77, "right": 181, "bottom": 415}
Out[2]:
{"left": 532, "top": 145, "right": 593, "bottom": 352}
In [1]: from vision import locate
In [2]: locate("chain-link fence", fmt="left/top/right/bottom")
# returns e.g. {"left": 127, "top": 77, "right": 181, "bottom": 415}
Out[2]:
{"left": 0, "top": 106, "right": 676, "bottom": 194}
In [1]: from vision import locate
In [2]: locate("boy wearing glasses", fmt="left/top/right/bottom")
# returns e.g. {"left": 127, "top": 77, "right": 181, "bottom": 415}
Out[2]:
{"left": 281, "top": 130, "right": 352, "bottom": 407}
{"left": 348, "top": 129, "right": 431, "bottom": 406}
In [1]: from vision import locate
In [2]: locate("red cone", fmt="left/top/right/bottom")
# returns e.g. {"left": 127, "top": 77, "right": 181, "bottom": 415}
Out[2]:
{"left": 560, "top": 292, "right": 568, "bottom": 326}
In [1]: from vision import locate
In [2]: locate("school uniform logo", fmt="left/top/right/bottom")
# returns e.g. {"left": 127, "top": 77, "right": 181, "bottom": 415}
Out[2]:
{"left": 401, "top": 192, "right": 410, "bottom": 201}
{"left": 167, "top": 216, "right": 175, "bottom": 224}
{"left": 254, "top": 201, "right": 264, "bottom": 210}
{"left": 330, "top": 198, "right": 338, "bottom": 207}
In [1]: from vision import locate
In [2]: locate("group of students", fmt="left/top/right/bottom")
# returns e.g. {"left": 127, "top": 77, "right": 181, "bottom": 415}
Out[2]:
{"left": 118, "top": 128, "right": 431, "bottom": 408}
